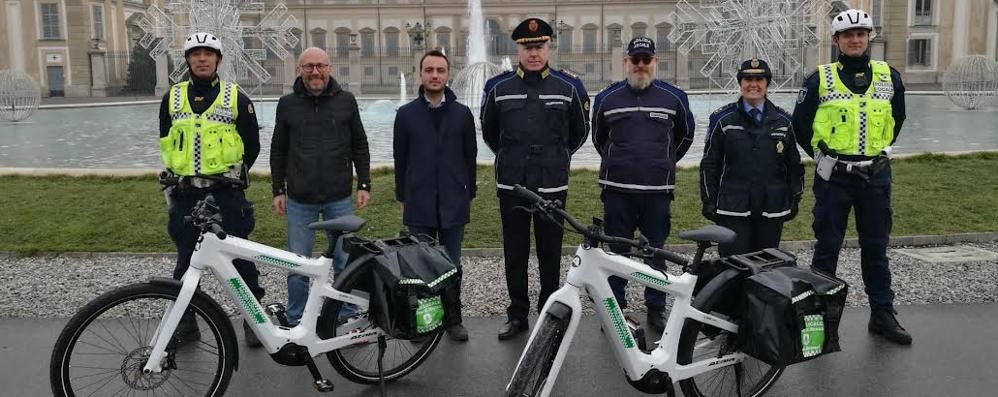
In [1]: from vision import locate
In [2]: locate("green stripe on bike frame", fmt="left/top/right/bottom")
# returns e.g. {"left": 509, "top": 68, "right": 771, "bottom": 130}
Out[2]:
{"left": 228, "top": 278, "right": 266, "bottom": 324}
{"left": 603, "top": 298, "right": 635, "bottom": 349}
{"left": 255, "top": 255, "right": 299, "bottom": 269}
{"left": 630, "top": 272, "right": 670, "bottom": 288}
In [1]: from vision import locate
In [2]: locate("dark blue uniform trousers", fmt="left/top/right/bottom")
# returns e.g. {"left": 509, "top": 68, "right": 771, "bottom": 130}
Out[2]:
{"left": 602, "top": 189, "right": 671, "bottom": 311}
{"left": 168, "top": 187, "right": 265, "bottom": 300}
{"left": 499, "top": 191, "right": 566, "bottom": 321}
{"left": 811, "top": 165, "right": 894, "bottom": 311}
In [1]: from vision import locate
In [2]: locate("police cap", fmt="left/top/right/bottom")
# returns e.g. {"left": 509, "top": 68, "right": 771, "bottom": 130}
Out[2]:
{"left": 511, "top": 18, "right": 553, "bottom": 46}
{"left": 736, "top": 58, "right": 772, "bottom": 81}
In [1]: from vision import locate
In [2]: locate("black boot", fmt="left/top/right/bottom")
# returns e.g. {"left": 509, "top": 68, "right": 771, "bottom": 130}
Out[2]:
{"left": 243, "top": 320, "right": 262, "bottom": 348}
{"left": 498, "top": 318, "right": 529, "bottom": 340}
{"left": 869, "top": 309, "right": 912, "bottom": 345}
{"left": 169, "top": 311, "right": 201, "bottom": 348}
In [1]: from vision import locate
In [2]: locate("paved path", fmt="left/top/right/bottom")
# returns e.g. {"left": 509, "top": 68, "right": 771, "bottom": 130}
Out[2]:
{"left": 7, "top": 303, "right": 996, "bottom": 396}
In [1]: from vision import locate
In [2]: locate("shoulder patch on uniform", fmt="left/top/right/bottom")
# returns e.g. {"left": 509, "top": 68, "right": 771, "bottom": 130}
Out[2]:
{"left": 559, "top": 68, "right": 580, "bottom": 80}
{"left": 247, "top": 104, "right": 254, "bottom": 114}
{"left": 796, "top": 87, "right": 808, "bottom": 104}
{"left": 584, "top": 99, "right": 590, "bottom": 112}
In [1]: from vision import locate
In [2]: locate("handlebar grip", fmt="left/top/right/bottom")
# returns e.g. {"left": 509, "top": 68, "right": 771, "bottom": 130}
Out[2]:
{"left": 512, "top": 184, "right": 545, "bottom": 205}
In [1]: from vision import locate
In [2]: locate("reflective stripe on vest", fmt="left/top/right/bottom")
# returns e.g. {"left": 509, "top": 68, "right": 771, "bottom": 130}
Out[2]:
{"left": 812, "top": 60, "right": 895, "bottom": 156}
{"left": 161, "top": 80, "right": 243, "bottom": 176}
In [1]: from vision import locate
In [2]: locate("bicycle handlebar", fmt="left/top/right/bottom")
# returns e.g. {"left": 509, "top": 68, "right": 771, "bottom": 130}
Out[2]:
{"left": 511, "top": 185, "right": 689, "bottom": 267}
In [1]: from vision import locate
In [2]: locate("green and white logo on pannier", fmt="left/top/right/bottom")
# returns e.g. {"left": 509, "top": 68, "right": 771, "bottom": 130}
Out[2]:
{"left": 801, "top": 314, "right": 825, "bottom": 357}
{"left": 415, "top": 296, "right": 445, "bottom": 333}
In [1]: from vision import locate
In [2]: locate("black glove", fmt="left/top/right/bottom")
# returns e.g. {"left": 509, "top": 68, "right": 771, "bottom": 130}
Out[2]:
{"left": 702, "top": 202, "right": 717, "bottom": 221}
{"left": 788, "top": 199, "right": 800, "bottom": 221}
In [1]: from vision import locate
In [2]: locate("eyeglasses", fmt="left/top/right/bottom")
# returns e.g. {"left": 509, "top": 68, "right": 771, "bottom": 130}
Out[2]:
{"left": 299, "top": 63, "right": 330, "bottom": 72}
{"left": 628, "top": 56, "right": 654, "bottom": 65}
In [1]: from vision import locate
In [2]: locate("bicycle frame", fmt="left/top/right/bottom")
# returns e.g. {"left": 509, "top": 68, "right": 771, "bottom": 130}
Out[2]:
{"left": 511, "top": 244, "right": 747, "bottom": 395}
{"left": 142, "top": 232, "right": 380, "bottom": 374}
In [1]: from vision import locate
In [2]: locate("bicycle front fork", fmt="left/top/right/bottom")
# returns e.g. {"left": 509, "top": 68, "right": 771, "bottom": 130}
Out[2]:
{"left": 142, "top": 267, "right": 204, "bottom": 374}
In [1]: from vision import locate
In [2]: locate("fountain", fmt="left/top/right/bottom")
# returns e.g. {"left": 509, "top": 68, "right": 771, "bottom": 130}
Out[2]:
{"left": 400, "top": 72, "right": 408, "bottom": 105}
{"left": 450, "top": 0, "right": 503, "bottom": 108}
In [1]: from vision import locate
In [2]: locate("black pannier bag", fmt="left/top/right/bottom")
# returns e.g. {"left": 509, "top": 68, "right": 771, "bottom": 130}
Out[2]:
{"left": 344, "top": 234, "right": 462, "bottom": 340}
{"left": 737, "top": 265, "right": 848, "bottom": 366}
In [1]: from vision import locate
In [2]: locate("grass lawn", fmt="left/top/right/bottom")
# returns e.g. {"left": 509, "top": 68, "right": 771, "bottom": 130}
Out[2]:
{"left": 1, "top": 152, "right": 996, "bottom": 253}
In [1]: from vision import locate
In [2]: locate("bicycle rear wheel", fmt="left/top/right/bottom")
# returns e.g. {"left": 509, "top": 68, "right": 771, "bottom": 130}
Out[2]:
{"left": 677, "top": 278, "right": 783, "bottom": 397}
{"left": 322, "top": 262, "right": 442, "bottom": 384}
{"left": 505, "top": 303, "right": 572, "bottom": 397}
{"left": 50, "top": 282, "right": 237, "bottom": 397}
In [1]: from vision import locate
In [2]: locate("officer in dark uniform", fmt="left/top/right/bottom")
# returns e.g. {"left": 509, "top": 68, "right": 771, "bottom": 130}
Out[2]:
{"left": 792, "top": 9, "right": 911, "bottom": 345}
{"left": 158, "top": 32, "right": 264, "bottom": 348}
{"left": 481, "top": 18, "right": 590, "bottom": 340}
{"left": 591, "top": 37, "right": 695, "bottom": 331}
{"left": 700, "top": 58, "right": 804, "bottom": 257}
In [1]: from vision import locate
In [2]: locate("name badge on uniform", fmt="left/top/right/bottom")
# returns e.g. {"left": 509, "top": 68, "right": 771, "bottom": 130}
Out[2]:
{"left": 649, "top": 112, "right": 669, "bottom": 120}
{"left": 214, "top": 108, "right": 234, "bottom": 119}
{"left": 874, "top": 82, "right": 893, "bottom": 94}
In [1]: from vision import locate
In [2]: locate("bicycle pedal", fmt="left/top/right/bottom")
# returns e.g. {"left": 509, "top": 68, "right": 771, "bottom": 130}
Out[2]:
{"left": 265, "top": 303, "right": 291, "bottom": 327}
{"left": 313, "top": 379, "right": 335, "bottom": 392}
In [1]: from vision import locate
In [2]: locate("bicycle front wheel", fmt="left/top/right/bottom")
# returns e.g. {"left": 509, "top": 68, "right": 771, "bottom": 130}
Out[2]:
{"left": 323, "top": 262, "right": 443, "bottom": 384}
{"left": 50, "top": 282, "right": 237, "bottom": 397}
{"left": 505, "top": 304, "right": 571, "bottom": 397}
{"left": 677, "top": 278, "right": 783, "bottom": 397}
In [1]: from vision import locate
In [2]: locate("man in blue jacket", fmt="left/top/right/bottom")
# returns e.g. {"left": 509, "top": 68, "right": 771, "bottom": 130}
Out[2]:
{"left": 591, "top": 37, "right": 694, "bottom": 332}
{"left": 394, "top": 50, "right": 477, "bottom": 341}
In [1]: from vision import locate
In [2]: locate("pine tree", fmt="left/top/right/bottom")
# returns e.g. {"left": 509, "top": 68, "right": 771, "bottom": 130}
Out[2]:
{"left": 124, "top": 41, "right": 156, "bottom": 94}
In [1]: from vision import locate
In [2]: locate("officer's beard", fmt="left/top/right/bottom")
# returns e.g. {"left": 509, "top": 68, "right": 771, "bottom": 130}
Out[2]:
{"left": 627, "top": 71, "right": 652, "bottom": 90}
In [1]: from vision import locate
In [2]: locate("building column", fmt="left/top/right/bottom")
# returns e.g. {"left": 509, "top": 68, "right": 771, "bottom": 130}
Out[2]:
{"left": 89, "top": 47, "right": 108, "bottom": 97}
{"left": 676, "top": 50, "right": 690, "bottom": 89}
{"left": 283, "top": 57, "right": 295, "bottom": 94}
{"left": 348, "top": 33, "right": 362, "bottom": 95}
{"left": 5, "top": 0, "right": 26, "bottom": 71}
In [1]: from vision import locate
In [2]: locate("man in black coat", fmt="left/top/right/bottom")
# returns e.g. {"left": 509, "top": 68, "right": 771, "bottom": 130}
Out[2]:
{"left": 394, "top": 50, "right": 477, "bottom": 341}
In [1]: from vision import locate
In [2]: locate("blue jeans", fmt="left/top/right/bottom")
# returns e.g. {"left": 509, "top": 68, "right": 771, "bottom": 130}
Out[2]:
{"left": 285, "top": 196, "right": 353, "bottom": 325}
{"left": 602, "top": 189, "right": 671, "bottom": 312}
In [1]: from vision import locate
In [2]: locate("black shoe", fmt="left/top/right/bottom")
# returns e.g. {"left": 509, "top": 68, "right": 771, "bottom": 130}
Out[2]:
{"left": 498, "top": 318, "right": 529, "bottom": 340}
{"left": 446, "top": 324, "right": 469, "bottom": 342}
{"left": 168, "top": 312, "right": 201, "bottom": 348}
{"left": 243, "top": 320, "right": 262, "bottom": 348}
{"left": 869, "top": 309, "right": 912, "bottom": 345}
{"left": 646, "top": 309, "right": 666, "bottom": 332}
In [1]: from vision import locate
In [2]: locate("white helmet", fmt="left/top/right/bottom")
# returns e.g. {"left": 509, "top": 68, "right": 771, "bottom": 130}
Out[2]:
{"left": 831, "top": 9, "right": 875, "bottom": 37}
{"left": 183, "top": 32, "right": 223, "bottom": 57}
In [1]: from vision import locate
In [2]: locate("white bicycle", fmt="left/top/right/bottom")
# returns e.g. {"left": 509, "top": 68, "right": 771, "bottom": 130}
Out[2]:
{"left": 504, "top": 185, "right": 786, "bottom": 397}
{"left": 50, "top": 192, "right": 442, "bottom": 396}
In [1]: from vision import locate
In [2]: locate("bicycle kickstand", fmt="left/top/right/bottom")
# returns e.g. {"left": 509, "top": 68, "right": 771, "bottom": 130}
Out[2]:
{"left": 377, "top": 335, "right": 388, "bottom": 397}
{"left": 303, "top": 354, "right": 335, "bottom": 392}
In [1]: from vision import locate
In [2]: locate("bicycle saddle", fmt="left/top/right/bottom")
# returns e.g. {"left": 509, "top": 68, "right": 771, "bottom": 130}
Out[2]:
{"left": 677, "top": 225, "right": 736, "bottom": 244}
{"left": 308, "top": 215, "right": 366, "bottom": 233}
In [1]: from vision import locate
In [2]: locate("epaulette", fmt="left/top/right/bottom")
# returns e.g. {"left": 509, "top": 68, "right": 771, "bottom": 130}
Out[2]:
{"left": 710, "top": 102, "right": 736, "bottom": 116}
{"left": 558, "top": 68, "right": 580, "bottom": 80}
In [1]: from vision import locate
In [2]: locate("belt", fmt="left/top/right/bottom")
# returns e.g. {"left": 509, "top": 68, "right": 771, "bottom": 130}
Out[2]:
{"left": 832, "top": 157, "right": 889, "bottom": 180}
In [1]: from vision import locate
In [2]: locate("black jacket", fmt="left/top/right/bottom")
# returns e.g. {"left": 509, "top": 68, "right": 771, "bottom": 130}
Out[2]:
{"left": 700, "top": 99, "right": 805, "bottom": 220}
{"left": 592, "top": 79, "right": 695, "bottom": 193}
{"left": 270, "top": 77, "right": 371, "bottom": 203}
{"left": 393, "top": 86, "right": 477, "bottom": 228}
{"left": 480, "top": 66, "right": 590, "bottom": 194}
{"left": 792, "top": 54, "right": 906, "bottom": 159}
{"left": 158, "top": 75, "right": 260, "bottom": 170}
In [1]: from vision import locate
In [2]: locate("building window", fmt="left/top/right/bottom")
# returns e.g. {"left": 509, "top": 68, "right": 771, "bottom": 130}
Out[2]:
{"left": 388, "top": 66, "right": 399, "bottom": 78}
{"left": 436, "top": 29, "right": 451, "bottom": 54}
{"left": 40, "top": 3, "right": 61, "bottom": 39}
{"left": 335, "top": 29, "right": 350, "bottom": 57}
{"left": 91, "top": 5, "right": 104, "bottom": 40}
{"left": 907, "top": 38, "right": 933, "bottom": 68}
{"left": 559, "top": 28, "right": 573, "bottom": 54}
{"left": 385, "top": 29, "right": 400, "bottom": 56}
{"left": 582, "top": 25, "right": 598, "bottom": 53}
{"left": 656, "top": 23, "right": 671, "bottom": 51}
{"left": 364, "top": 66, "right": 374, "bottom": 76}
{"left": 585, "top": 63, "right": 595, "bottom": 74}
{"left": 361, "top": 30, "right": 375, "bottom": 57}
{"left": 914, "top": 0, "right": 932, "bottom": 26}
{"left": 291, "top": 28, "right": 303, "bottom": 58}
{"left": 631, "top": 22, "right": 647, "bottom": 40}
{"left": 339, "top": 66, "right": 349, "bottom": 77}
{"left": 310, "top": 28, "right": 327, "bottom": 51}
